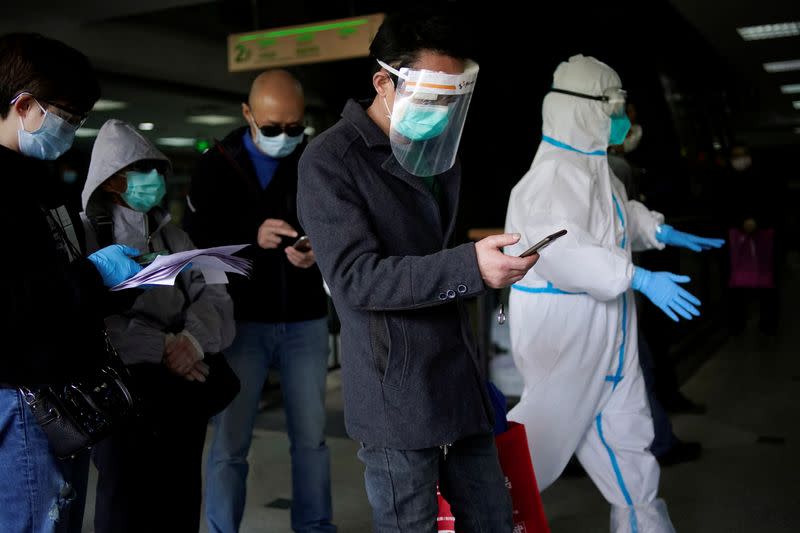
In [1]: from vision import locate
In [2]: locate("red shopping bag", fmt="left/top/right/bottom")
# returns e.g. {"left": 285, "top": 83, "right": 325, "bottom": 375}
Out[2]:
{"left": 437, "top": 422, "right": 550, "bottom": 532}
{"left": 728, "top": 228, "right": 775, "bottom": 288}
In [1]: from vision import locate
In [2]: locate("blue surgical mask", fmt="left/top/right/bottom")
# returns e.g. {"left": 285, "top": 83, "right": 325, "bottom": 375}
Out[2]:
{"left": 393, "top": 102, "right": 451, "bottom": 142}
{"left": 122, "top": 169, "right": 166, "bottom": 212}
{"left": 609, "top": 113, "right": 632, "bottom": 146}
{"left": 18, "top": 101, "right": 78, "bottom": 160}
{"left": 254, "top": 130, "right": 303, "bottom": 159}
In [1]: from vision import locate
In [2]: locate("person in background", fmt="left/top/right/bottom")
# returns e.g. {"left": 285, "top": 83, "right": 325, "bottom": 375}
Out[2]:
{"left": 505, "top": 54, "right": 723, "bottom": 532}
{"left": 725, "top": 143, "right": 780, "bottom": 336}
{"left": 0, "top": 32, "right": 141, "bottom": 533}
{"left": 186, "top": 70, "right": 334, "bottom": 533}
{"left": 297, "top": 9, "right": 538, "bottom": 531}
{"left": 81, "top": 119, "right": 236, "bottom": 533}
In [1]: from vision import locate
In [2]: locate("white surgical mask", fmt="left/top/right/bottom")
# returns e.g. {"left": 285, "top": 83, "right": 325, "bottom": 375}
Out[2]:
{"left": 623, "top": 124, "right": 643, "bottom": 153}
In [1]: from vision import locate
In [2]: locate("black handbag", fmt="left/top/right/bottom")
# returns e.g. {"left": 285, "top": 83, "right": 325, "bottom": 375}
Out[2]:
{"left": 128, "top": 351, "right": 240, "bottom": 422}
{"left": 19, "top": 331, "right": 139, "bottom": 459}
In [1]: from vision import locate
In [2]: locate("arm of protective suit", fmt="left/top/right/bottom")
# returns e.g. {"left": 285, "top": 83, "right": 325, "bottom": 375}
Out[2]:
{"left": 506, "top": 159, "right": 633, "bottom": 302}
{"left": 297, "top": 144, "right": 485, "bottom": 312}
{"left": 624, "top": 200, "right": 666, "bottom": 252}
{"left": 169, "top": 228, "right": 236, "bottom": 354}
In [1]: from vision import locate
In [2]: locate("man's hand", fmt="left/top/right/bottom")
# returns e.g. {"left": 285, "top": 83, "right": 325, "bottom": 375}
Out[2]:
{"left": 184, "top": 360, "right": 210, "bottom": 383}
{"left": 475, "top": 233, "right": 539, "bottom": 289}
{"left": 285, "top": 246, "right": 316, "bottom": 269}
{"left": 257, "top": 219, "right": 298, "bottom": 249}
{"left": 164, "top": 335, "right": 202, "bottom": 377}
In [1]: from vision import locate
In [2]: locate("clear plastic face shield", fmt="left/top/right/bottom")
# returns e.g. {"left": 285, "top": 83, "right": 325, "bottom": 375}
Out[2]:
{"left": 378, "top": 59, "right": 479, "bottom": 177}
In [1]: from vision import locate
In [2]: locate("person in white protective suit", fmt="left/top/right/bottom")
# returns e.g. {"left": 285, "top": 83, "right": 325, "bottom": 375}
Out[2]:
{"left": 504, "top": 55, "right": 723, "bottom": 532}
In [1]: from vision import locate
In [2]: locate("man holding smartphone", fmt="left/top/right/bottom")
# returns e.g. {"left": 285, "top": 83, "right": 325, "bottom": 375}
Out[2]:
{"left": 186, "top": 70, "right": 334, "bottom": 533}
{"left": 297, "top": 9, "right": 538, "bottom": 531}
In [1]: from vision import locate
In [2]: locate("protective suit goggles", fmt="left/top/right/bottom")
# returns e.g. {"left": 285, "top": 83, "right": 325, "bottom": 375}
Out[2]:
{"left": 378, "top": 59, "right": 479, "bottom": 177}
{"left": 550, "top": 86, "right": 627, "bottom": 116}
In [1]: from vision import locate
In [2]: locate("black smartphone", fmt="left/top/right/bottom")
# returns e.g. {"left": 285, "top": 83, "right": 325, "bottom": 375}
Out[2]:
{"left": 519, "top": 229, "right": 568, "bottom": 258}
{"left": 293, "top": 235, "right": 312, "bottom": 252}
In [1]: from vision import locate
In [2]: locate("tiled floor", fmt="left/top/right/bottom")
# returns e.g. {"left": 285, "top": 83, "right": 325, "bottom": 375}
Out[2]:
{"left": 81, "top": 269, "right": 799, "bottom": 532}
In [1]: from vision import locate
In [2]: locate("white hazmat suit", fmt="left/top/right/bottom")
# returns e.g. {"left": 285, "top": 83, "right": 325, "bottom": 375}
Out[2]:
{"left": 504, "top": 55, "right": 676, "bottom": 532}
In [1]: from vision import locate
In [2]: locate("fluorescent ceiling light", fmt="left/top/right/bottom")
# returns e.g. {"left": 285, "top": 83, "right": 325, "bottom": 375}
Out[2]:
{"left": 156, "top": 137, "right": 196, "bottom": 147}
{"left": 75, "top": 128, "right": 100, "bottom": 138}
{"left": 92, "top": 99, "right": 128, "bottom": 111}
{"left": 781, "top": 84, "right": 800, "bottom": 94}
{"left": 794, "top": 101, "right": 800, "bottom": 110}
{"left": 187, "top": 114, "right": 238, "bottom": 126}
{"left": 764, "top": 60, "right": 800, "bottom": 73}
{"left": 795, "top": 127, "right": 800, "bottom": 134}
{"left": 138, "top": 122, "right": 155, "bottom": 131}
{"left": 737, "top": 22, "right": 799, "bottom": 40}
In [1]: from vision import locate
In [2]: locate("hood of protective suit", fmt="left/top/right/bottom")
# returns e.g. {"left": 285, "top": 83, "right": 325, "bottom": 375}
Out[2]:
{"left": 82, "top": 119, "right": 171, "bottom": 214}
{"left": 541, "top": 54, "right": 623, "bottom": 154}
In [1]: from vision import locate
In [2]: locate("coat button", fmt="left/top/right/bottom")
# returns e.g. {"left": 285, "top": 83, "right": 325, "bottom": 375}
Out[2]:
{"left": 457, "top": 284, "right": 467, "bottom": 294}
{"left": 439, "top": 292, "right": 448, "bottom": 300}
{"left": 447, "top": 290, "right": 456, "bottom": 299}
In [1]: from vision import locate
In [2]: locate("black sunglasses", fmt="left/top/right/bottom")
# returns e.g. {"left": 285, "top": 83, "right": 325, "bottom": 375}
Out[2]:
{"left": 258, "top": 123, "right": 305, "bottom": 138}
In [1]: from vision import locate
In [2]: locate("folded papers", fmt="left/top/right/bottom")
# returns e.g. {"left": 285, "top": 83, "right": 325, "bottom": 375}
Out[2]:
{"left": 111, "top": 244, "right": 252, "bottom": 291}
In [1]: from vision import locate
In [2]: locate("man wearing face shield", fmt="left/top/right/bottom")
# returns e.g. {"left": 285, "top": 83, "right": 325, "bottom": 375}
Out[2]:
{"left": 504, "top": 55, "right": 722, "bottom": 532}
{"left": 297, "top": 10, "right": 538, "bottom": 532}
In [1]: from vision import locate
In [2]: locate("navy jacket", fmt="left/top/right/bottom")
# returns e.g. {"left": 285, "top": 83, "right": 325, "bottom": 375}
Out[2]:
{"left": 298, "top": 100, "right": 493, "bottom": 449}
{"left": 186, "top": 127, "right": 327, "bottom": 323}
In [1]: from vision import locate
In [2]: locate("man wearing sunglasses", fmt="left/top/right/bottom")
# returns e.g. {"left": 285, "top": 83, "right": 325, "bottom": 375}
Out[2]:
{"left": 186, "top": 70, "right": 335, "bottom": 533}
{"left": 1, "top": 32, "right": 143, "bottom": 533}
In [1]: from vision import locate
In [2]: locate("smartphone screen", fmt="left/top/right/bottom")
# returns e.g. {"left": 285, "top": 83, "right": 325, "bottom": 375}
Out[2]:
{"left": 519, "top": 229, "right": 567, "bottom": 258}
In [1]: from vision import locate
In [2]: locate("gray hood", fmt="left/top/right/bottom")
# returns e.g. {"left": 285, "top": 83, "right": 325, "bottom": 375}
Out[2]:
{"left": 82, "top": 119, "right": 171, "bottom": 213}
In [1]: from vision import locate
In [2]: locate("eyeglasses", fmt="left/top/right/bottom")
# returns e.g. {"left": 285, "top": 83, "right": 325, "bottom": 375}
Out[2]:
{"left": 10, "top": 92, "right": 87, "bottom": 128}
{"left": 256, "top": 123, "right": 305, "bottom": 138}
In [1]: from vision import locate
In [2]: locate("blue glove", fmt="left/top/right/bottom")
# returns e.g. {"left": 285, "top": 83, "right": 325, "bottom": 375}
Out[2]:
{"left": 632, "top": 267, "right": 701, "bottom": 322}
{"left": 88, "top": 244, "right": 143, "bottom": 287}
{"left": 656, "top": 224, "right": 725, "bottom": 252}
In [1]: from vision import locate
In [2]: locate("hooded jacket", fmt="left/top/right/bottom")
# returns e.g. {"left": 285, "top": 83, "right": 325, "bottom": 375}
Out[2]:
{"left": 82, "top": 120, "right": 235, "bottom": 365}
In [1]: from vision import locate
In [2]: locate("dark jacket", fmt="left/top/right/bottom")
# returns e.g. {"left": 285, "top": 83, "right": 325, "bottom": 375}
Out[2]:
{"left": 3, "top": 145, "right": 108, "bottom": 385}
{"left": 185, "top": 127, "right": 327, "bottom": 323}
{"left": 297, "top": 100, "right": 493, "bottom": 449}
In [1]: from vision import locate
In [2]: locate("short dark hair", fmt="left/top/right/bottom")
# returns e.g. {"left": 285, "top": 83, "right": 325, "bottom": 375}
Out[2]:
{"left": 369, "top": 9, "right": 472, "bottom": 76}
{"left": 0, "top": 33, "right": 101, "bottom": 119}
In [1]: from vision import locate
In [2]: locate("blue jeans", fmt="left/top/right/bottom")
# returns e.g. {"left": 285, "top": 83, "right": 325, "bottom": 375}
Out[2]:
{"left": 205, "top": 319, "right": 335, "bottom": 533}
{"left": 358, "top": 433, "right": 513, "bottom": 533}
{"left": 0, "top": 389, "right": 89, "bottom": 533}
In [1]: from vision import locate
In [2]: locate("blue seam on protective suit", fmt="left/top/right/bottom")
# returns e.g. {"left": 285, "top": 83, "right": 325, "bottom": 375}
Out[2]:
{"left": 596, "top": 413, "right": 640, "bottom": 533}
{"left": 607, "top": 294, "right": 628, "bottom": 389}
{"left": 511, "top": 282, "right": 585, "bottom": 295}
{"left": 607, "top": 194, "right": 628, "bottom": 386}
{"left": 612, "top": 195, "right": 627, "bottom": 250}
{"left": 542, "top": 135, "right": 607, "bottom": 156}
